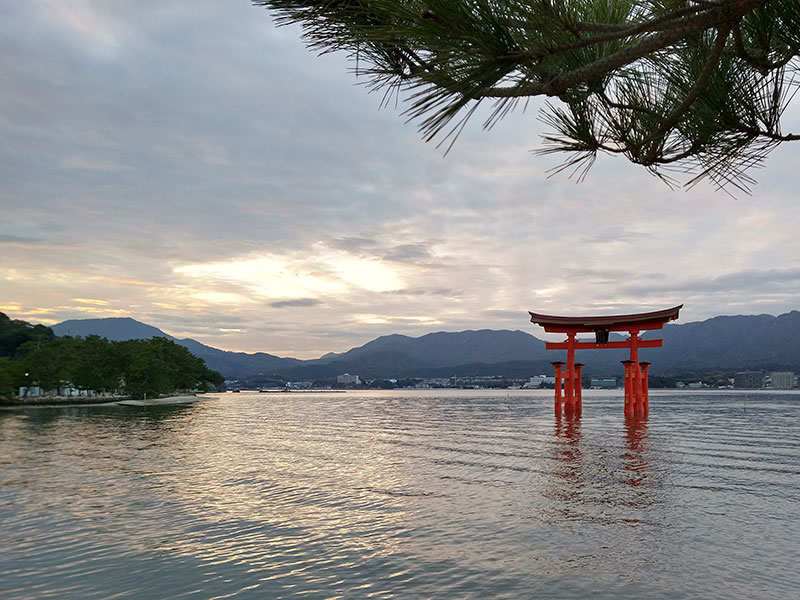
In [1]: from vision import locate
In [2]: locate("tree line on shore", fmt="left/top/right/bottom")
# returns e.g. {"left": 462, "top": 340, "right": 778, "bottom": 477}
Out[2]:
{"left": 0, "top": 312, "right": 223, "bottom": 402}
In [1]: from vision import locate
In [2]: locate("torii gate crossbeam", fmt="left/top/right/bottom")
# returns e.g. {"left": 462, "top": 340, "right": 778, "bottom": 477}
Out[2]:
{"left": 529, "top": 305, "right": 682, "bottom": 416}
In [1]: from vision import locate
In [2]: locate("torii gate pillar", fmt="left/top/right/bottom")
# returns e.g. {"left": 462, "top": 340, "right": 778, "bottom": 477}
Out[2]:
{"left": 530, "top": 306, "right": 682, "bottom": 415}
{"left": 551, "top": 361, "right": 564, "bottom": 415}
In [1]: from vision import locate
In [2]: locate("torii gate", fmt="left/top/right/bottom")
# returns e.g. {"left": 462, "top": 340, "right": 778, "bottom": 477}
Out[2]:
{"left": 529, "top": 305, "right": 682, "bottom": 416}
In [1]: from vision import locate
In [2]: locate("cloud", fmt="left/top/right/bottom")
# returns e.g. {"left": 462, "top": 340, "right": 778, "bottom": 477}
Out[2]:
{"left": 60, "top": 156, "right": 134, "bottom": 172}
{"left": 383, "top": 244, "right": 435, "bottom": 262}
{"left": 269, "top": 298, "right": 322, "bottom": 308}
{"left": 578, "top": 227, "right": 653, "bottom": 245}
{"left": 326, "top": 237, "right": 379, "bottom": 252}
{"left": 0, "top": 234, "right": 44, "bottom": 245}
{"left": 72, "top": 298, "right": 111, "bottom": 306}
{"left": 385, "top": 286, "right": 459, "bottom": 298}
{"left": 483, "top": 309, "right": 530, "bottom": 321}
{"left": 625, "top": 267, "right": 800, "bottom": 295}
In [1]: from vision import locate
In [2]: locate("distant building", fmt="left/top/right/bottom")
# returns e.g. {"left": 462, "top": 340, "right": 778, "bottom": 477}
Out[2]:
{"left": 336, "top": 373, "right": 361, "bottom": 386}
{"left": 734, "top": 371, "right": 764, "bottom": 389}
{"left": 524, "top": 375, "right": 547, "bottom": 388}
{"left": 18, "top": 384, "right": 90, "bottom": 397}
{"left": 770, "top": 371, "right": 796, "bottom": 389}
{"left": 590, "top": 378, "right": 617, "bottom": 389}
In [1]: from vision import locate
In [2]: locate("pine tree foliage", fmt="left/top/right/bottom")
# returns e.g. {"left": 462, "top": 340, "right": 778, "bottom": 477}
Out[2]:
{"left": 256, "top": 0, "right": 800, "bottom": 191}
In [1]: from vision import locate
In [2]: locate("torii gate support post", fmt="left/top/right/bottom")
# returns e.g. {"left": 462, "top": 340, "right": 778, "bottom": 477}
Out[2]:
{"left": 552, "top": 361, "right": 565, "bottom": 416}
{"left": 628, "top": 330, "right": 646, "bottom": 413}
{"left": 621, "top": 360, "right": 634, "bottom": 416}
{"left": 574, "top": 363, "right": 584, "bottom": 416}
{"left": 640, "top": 362, "right": 651, "bottom": 415}
{"left": 564, "top": 332, "right": 577, "bottom": 411}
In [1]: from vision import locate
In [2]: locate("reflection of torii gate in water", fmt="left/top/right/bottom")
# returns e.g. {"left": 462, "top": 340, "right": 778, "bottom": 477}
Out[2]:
{"left": 529, "top": 305, "right": 682, "bottom": 416}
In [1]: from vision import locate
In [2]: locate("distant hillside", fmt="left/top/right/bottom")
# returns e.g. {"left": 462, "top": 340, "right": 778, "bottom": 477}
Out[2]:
{"left": 322, "top": 329, "right": 547, "bottom": 365}
{"left": 52, "top": 317, "right": 303, "bottom": 379}
{"left": 280, "top": 330, "right": 549, "bottom": 380}
{"left": 168, "top": 338, "right": 304, "bottom": 380}
{"left": 657, "top": 311, "right": 800, "bottom": 371}
{"left": 52, "top": 311, "right": 800, "bottom": 380}
{"left": 53, "top": 317, "right": 164, "bottom": 341}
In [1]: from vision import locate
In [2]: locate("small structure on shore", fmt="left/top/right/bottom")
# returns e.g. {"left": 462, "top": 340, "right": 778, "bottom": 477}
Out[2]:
{"left": 529, "top": 305, "right": 682, "bottom": 416}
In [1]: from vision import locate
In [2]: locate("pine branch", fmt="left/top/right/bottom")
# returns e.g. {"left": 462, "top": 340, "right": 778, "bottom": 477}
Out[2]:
{"left": 639, "top": 24, "right": 732, "bottom": 165}
{"left": 487, "top": 0, "right": 771, "bottom": 99}
{"left": 256, "top": 0, "right": 800, "bottom": 190}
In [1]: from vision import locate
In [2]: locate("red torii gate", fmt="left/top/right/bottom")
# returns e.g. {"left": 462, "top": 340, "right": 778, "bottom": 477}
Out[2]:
{"left": 529, "top": 305, "right": 682, "bottom": 416}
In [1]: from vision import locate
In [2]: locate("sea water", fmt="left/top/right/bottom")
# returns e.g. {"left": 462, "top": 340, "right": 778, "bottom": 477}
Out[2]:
{"left": 1, "top": 389, "right": 798, "bottom": 599}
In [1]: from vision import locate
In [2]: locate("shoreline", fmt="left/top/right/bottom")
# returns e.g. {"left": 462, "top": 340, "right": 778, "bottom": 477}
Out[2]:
{"left": 116, "top": 395, "right": 217, "bottom": 406}
{"left": 0, "top": 394, "right": 218, "bottom": 410}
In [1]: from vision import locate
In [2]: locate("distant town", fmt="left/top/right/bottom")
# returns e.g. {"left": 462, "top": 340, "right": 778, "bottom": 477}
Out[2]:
{"left": 228, "top": 369, "right": 798, "bottom": 392}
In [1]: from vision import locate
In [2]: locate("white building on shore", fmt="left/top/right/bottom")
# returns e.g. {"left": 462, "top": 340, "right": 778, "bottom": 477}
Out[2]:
{"left": 336, "top": 373, "right": 361, "bottom": 386}
{"left": 770, "top": 371, "right": 796, "bottom": 389}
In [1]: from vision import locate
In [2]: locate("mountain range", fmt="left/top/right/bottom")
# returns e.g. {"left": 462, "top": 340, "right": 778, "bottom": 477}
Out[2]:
{"left": 52, "top": 311, "right": 800, "bottom": 380}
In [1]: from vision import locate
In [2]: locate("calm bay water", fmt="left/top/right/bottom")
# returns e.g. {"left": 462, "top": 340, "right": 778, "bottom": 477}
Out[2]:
{"left": 1, "top": 389, "right": 799, "bottom": 599}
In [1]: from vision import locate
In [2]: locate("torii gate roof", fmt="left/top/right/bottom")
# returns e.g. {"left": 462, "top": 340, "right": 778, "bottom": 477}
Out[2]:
{"left": 529, "top": 305, "right": 682, "bottom": 333}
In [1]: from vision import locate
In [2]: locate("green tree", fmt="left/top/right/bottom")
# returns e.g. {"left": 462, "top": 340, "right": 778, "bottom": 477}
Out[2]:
{"left": 71, "top": 336, "right": 119, "bottom": 393}
{"left": 116, "top": 338, "right": 223, "bottom": 399}
{"left": 0, "top": 317, "right": 223, "bottom": 401}
{"left": 18, "top": 338, "right": 79, "bottom": 393}
{"left": 0, "top": 312, "right": 55, "bottom": 358}
{"left": 122, "top": 340, "right": 174, "bottom": 399}
{"left": 0, "top": 357, "right": 17, "bottom": 400}
{"left": 257, "top": 0, "right": 800, "bottom": 191}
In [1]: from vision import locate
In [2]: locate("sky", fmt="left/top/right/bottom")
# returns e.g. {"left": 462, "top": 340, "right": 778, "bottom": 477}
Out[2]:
{"left": 2, "top": 1, "right": 800, "bottom": 359}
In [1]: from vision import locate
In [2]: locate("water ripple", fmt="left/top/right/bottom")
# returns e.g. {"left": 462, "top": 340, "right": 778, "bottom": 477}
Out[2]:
{"left": 2, "top": 390, "right": 799, "bottom": 599}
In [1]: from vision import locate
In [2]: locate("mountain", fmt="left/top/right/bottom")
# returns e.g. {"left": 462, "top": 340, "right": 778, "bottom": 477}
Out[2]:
{"left": 53, "top": 317, "right": 164, "bottom": 341}
{"left": 52, "top": 311, "right": 800, "bottom": 380}
{"left": 656, "top": 311, "right": 800, "bottom": 371}
{"left": 280, "top": 330, "right": 549, "bottom": 379}
{"left": 320, "top": 329, "right": 547, "bottom": 365}
{"left": 52, "top": 317, "right": 303, "bottom": 379}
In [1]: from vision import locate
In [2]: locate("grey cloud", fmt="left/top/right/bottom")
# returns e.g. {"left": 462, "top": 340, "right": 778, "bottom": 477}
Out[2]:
{"left": 326, "top": 237, "right": 379, "bottom": 252}
{"left": 142, "top": 312, "right": 252, "bottom": 332}
{"left": 383, "top": 243, "right": 434, "bottom": 262}
{"left": 385, "top": 286, "right": 460, "bottom": 298}
{"left": 0, "top": 234, "right": 45, "bottom": 245}
{"left": 482, "top": 309, "right": 531, "bottom": 321}
{"left": 560, "top": 267, "right": 639, "bottom": 283}
{"left": 325, "top": 237, "right": 440, "bottom": 264}
{"left": 269, "top": 298, "right": 322, "bottom": 308}
{"left": 578, "top": 227, "right": 653, "bottom": 244}
{"left": 625, "top": 267, "right": 800, "bottom": 295}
